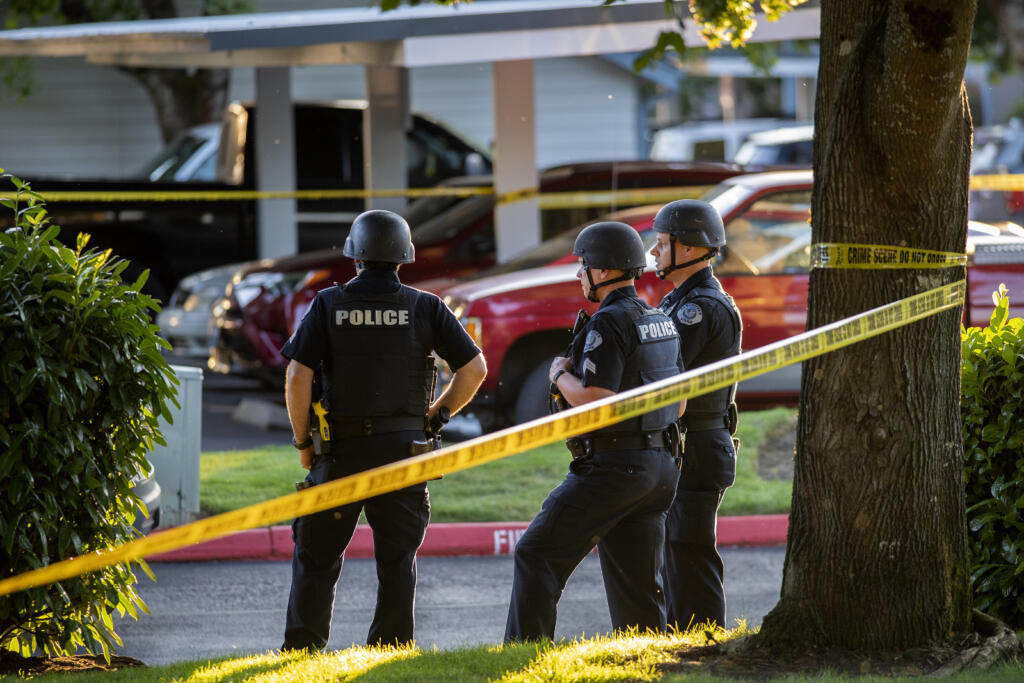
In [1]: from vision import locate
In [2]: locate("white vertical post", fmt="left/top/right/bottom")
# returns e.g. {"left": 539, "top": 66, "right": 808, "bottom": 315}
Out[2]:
{"left": 492, "top": 59, "right": 539, "bottom": 263}
{"left": 796, "top": 76, "right": 815, "bottom": 121}
{"left": 254, "top": 66, "right": 296, "bottom": 259}
{"left": 148, "top": 365, "right": 203, "bottom": 527}
{"left": 364, "top": 65, "right": 410, "bottom": 215}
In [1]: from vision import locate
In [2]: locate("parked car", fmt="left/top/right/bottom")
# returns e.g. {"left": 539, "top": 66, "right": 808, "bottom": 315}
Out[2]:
{"left": 970, "top": 119, "right": 1024, "bottom": 225}
{"left": 157, "top": 262, "right": 251, "bottom": 362}
{"left": 136, "top": 122, "right": 221, "bottom": 182}
{"left": 209, "top": 160, "right": 754, "bottom": 383}
{"left": 649, "top": 118, "right": 807, "bottom": 163}
{"left": 438, "top": 170, "right": 1024, "bottom": 429}
{"left": 732, "top": 125, "right": 814, "bottom": 167}
{"left": 16, "top": 100, "right": 492, "bottom": 302}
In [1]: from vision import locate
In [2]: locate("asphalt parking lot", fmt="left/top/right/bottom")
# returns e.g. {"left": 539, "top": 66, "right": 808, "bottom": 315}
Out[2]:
{"left": 187, "top": 366, "right": 292, "bottom": 452}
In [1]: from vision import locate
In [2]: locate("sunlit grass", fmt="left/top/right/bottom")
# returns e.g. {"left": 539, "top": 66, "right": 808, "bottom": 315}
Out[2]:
{"left": 4, "top": 624, "right": 1021, "bottom": 682}
{"left": 199, "top": 408, "right": 798, "bottom": 520}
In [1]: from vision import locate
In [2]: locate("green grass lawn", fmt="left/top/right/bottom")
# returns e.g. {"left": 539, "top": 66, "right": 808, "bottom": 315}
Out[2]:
{"left": 5, "top": 627, "right": 1022, "bottom": 682}
{"left": 199, "top": 408, "right": 798, "bottom": 522}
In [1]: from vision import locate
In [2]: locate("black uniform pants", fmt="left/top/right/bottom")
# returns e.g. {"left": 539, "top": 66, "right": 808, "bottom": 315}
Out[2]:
{"left": 505, "top": 448, "right": 680, "bottom": 642}
{"left": 283, "top": 431, "right": 430, "bottom": 651}
{"left": 663, "top": 428, "right": 735, "bottom": 630}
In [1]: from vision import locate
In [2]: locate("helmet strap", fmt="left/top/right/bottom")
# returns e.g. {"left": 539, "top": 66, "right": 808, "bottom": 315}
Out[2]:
{"left": 584, "top": 266, "right": 632, "bottom": 303}
{"left": 656, "top": 238, "right": 717, "bottom": 279}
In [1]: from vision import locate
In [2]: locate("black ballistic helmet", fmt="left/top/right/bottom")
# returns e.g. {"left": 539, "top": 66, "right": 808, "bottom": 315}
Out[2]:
{"left": 343, "top": 210, "right": 415, "bottom": 264}
{"left": 572, "top": 221, "right": 647, "bottom": 271}
{"left": 653, "top": 199, "right": 726, "bottom": 248}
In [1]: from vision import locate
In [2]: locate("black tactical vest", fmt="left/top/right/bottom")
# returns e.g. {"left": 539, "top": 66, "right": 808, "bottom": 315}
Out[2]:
{"left": 663, "top": 280, "right": 742, "bottom": 417}
{"left": 588, "top": 299, "right": 681, "bottom": 436}
{"left": 324, "top": 284, "right": 434, "bottom": 418}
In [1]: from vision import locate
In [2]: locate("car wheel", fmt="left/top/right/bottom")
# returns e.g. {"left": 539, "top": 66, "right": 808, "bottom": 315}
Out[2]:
{"left": 513, "top": 357, "right": 556, "bottom": 425}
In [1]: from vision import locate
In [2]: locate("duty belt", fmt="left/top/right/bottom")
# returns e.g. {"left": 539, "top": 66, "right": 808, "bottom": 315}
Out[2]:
{"left": 680, "top": 413, "right": 729, "bottom": 432}
{"left": 331, "top": 416, "right": 425, "bottom": 438}
{"left": 585, "top": 429, "right": 673, "bottom": 453}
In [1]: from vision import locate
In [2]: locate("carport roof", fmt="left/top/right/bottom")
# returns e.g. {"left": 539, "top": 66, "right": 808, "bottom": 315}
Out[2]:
{"left": 0, "top": 0, "right": 820, "bottom": 68}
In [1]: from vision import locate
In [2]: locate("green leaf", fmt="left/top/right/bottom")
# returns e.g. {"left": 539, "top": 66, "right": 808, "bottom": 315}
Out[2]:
{"left": 0, "top": 181, "right": 165, "bottom": 657}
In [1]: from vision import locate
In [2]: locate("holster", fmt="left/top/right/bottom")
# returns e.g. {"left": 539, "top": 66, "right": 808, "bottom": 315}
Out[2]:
{"left": 726, "top": 402, "right": 739, "bottom": 436}
{"left": 409, "top": 439, "right": 434, "bottom": 456}
{"left": 667, "top": 421, "right": 683, "bottom": 470}
{"left": 549, "top": 384, "right": 569, "bottom": 414}
{"left": 565, "top": 436, "right": 589, "bottom": 460}
{"left": 312, "top": 429, "right": 331, "bottom": 456}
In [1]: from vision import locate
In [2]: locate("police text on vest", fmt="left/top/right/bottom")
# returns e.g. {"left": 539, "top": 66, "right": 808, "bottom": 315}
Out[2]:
{"left": 636, "top": 319, "right": 676, "bottom": 342}
{"left": 335, "top": 309, "right": 409, "bottom": 326}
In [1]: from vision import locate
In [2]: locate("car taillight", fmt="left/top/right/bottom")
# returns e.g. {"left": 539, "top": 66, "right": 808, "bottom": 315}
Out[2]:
{"left": 297, "top": 269, "right": 332, "bottom": 291}
{"left": 1007, "top": 191, "right": 1024, "bottom": 215}
{"left": 463, "top": 317, "right": 482, "bottom": 346}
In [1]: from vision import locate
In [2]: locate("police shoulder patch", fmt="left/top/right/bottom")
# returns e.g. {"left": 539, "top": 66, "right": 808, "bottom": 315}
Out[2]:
{"left": 677, "top": 302, "right": 703, "bottom": 325}
{"left": 583, "top": 330, "right": 603, "bottom": 353}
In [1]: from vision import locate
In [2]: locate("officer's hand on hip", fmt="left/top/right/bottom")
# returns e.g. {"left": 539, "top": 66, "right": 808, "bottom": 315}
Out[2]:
{"left": 300, "top": 447, "right": 316, "bottom": 471}
{"left": 549, "top": 356, "right": 571, "bottom": 383}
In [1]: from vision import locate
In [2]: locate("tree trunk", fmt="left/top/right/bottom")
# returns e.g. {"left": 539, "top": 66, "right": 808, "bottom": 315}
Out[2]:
{"left": 54, "top": 0, "right": 232, "bottom": 144}
{"left": 757, "top": 0, "right": 976, "bottom": 651}
{"left": 122, "top": 67, "right": 230, "bottom": 144}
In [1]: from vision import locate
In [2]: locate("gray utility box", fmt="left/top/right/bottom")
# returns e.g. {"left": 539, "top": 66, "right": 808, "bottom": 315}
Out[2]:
{"left": 148, "top": 365, "right": 203, "bottom": 526}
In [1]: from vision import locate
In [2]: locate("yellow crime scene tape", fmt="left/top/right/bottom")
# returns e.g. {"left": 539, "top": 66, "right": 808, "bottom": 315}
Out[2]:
{"left": 0, "top": 277, "right": 966, "bottom": 598}
{"left": 811, "top": 243, "right": 967, "bottom": 269}
{"left": 529, "top": 186, "right": 710, "bottom": 210}
{"left": 2, "top": 173, "right": 1019, "bottom": 203}
{"left": 0, "top": 186, "right": 494, "bottom": 203}
{"left": 1, "top": 173, "right": 1018, "bottom": 203}
{"left": 970, "top": 174, "right": 1024, "bottom": 192}
{"left": 0, "top": 184, "right": 712, "bottom": 208}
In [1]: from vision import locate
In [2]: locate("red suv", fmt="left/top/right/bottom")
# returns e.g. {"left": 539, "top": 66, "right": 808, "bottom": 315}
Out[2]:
{"left": 438, "top": 170, "right": 1024, "bottom": 429}
{"left": 210, "top": 161, "right": 752, "bottom": 384}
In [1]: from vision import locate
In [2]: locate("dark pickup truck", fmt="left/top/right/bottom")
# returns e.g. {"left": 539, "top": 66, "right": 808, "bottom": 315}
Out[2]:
{"left": 16, "top": 101, "right": 491, "bottom": 301}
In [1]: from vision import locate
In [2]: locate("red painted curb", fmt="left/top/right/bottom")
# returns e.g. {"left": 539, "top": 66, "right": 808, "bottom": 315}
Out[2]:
{"left": 149, "top": 515, "right": 788, "bottom": 562}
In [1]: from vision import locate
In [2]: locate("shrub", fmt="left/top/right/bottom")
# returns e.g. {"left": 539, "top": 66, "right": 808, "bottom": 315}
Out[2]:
{"left": 961, "top": 284, "right": 1024, "bottom": 628}
{"left": 0, "top": 173, "right": 177, "bottom": 658}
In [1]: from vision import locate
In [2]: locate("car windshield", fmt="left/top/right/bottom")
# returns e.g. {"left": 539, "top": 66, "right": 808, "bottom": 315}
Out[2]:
{"left": 716, "top": 190, "right": 813, "bottom": 276}
{"left": 734, "top": 140, "right": 813, "bottom": 166}
{"left": 136, "top": 133, "right": 212, "bottom": 181}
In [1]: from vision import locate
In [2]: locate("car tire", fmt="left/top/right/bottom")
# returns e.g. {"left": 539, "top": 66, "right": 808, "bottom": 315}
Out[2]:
{"left": 513, "top": 357, "right": 556, "bottom": 425}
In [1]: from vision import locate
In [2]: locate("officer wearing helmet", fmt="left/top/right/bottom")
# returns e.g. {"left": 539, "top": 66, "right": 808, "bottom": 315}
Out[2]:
{"left": 505, "top": 221, "right": 683, "bottom": 642}
{"left": 649, "top": 199, "right": 742, "bottom": 631}
{"left": 279, "top": 209, "right": 486, "bottom": 651}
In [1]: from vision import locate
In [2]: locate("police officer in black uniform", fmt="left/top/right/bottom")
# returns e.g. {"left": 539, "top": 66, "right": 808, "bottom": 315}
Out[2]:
{"left": 279, "top": 210, "right": 486, "bottom": 652}
{"left": 649, "top": 199, "right": 742, "bottom": 631}
{"left": 505, "top": 221, "right": 683, "bottom": 642}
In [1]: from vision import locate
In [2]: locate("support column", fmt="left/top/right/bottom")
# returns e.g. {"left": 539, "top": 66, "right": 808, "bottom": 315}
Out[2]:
{"left": 796, "top": 77, "right": 815, "bottom": 121}
{"left": 492, "top": 59, "right": 539, "bottom": 263}
{"left": 781, "top": 77, "right": 797, "bottom": 118}
{"left": 254, "top": 67, "right": 296, "bottom": 259}
{"left": 364, "top": 65, "right": 409, "bottom": 215}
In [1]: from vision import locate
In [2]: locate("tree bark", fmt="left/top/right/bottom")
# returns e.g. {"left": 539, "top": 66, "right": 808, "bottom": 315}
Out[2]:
{"left": 757, "top": 0, "right": 977, "bottom": 650}
{"left": 121, "top": 66, "right": 230, "bottom": 143}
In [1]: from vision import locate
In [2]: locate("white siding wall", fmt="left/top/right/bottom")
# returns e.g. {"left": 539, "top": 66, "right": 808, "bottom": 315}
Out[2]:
{"left": 0, "top": 55, "right": 639, "bottom": 180}
{"left": 0, "top": 58, "right": 162, "bottom": 178}
{"left": 535, "top": 57, "right": 638, "bottom": 167}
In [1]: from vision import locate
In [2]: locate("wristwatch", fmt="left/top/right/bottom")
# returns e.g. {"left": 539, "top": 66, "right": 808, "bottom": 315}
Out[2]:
{"left": 292, "top": 436, "right": 314, "bottom": 450}
{"left": 552, "top": 369, "right": 568, "bottom": 384}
